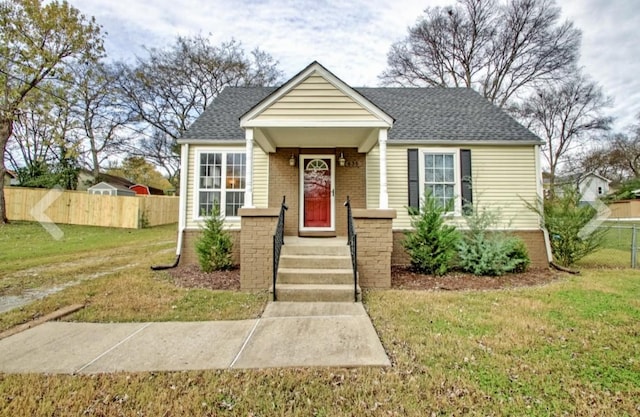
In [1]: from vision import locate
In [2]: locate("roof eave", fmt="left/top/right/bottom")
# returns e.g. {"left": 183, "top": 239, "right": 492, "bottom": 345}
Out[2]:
{"left": 388, "top": 139, "right": 544, "bottom": 146}
{"left": 177, "top": 138, "right": 246, "bottom": 145}
{"left": 242, "top": 120, "right": 391, "bottom": 128}
{"left": 580, "top": 171, "right": 612, "bottom": 183}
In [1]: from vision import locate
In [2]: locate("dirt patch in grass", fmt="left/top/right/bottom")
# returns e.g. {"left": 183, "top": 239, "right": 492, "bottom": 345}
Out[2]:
{"left": 392, "top": 265, "right": 559, "bottom": 291}
{"left": 168, "top": 265, "right": 240, "bottom": 290}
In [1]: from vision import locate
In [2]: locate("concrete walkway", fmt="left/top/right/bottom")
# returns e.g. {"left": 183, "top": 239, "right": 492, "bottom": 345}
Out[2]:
{"left": 0, "top": 302, "right": 390, "bottom": 374}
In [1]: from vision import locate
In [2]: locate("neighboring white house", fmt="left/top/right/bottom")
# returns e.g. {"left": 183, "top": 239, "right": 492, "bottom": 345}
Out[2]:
{"left": 546, "top": 171, "right": 611, "bottom": 202}
{"left": 578, "top": 172, "right": 611, "bottom": 203}
{"left": 87, "top": 181, "right": 136, "bottom": 197}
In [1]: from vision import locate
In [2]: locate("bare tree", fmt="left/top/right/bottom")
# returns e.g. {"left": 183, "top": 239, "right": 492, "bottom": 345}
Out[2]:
{"left": 66, "top": 61, "right": 132, "bottom": 179}
{"left": 517, "top": 72, "right": 612, "bottom": 190}
{"left": 381, "top": 0, "right": 581, "bottom": 107}
{"left": 572, "top": 142, "right": 625, "bottom": 183}
{"left": 137, "top": 129, "right": 180, "bottom": 189}
{"left": 5, "top": 88, "right": 61, "bottom": 172}
{"left": 5, "top": 80, "right": 83, "bottom": 189}
{"left": 574, "top": 117, "right": 640, "bottom": 182}
{"left": 0, "top": 0, "right": 103, "bottom": 223}
{"left": 116, "top": 35, "right": 283, "bottom": 187}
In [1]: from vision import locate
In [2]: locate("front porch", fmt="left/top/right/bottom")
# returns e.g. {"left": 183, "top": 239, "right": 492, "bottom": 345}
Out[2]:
{"left": 238, "top": 205, "right": 396, "bottom": 294}
{"left": 266, "top": 147, "right": 368, "bottom": 238}
{"left": 233, "top": 63, "right": 398, "bottom": 296}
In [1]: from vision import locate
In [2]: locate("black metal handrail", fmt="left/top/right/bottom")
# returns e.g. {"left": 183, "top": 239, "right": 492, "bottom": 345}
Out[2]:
{"left": 272, "top": 196, "right": 288, "bottom": 301}
{"left": 344, "top": 196, "right": 358, "bottom": 302}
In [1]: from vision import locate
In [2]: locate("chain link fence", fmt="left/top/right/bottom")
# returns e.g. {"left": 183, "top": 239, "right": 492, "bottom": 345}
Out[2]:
{"left": 576, "top": 221, "right": 640, "bottom": 268}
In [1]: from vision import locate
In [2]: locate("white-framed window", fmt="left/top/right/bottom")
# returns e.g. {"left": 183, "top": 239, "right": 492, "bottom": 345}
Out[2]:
{"left": 194, "top": 149, "right": 246, "bottom": 219}
{"left": 419, "top": 148, "right": 461, "bottom": 214}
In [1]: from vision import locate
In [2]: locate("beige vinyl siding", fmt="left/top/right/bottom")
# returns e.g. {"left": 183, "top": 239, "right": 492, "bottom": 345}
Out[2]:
{"left": 383, "top": 145, "right": 540, "bottom": 230}
{"left": 466, "top": 145, "right": 539, "bottom": 229}
{"left": 387, "top": 146, "right": 411, "bottom": 218}
{"left": 255, "top": 74, "right": 378, "bottom": 121}
{"left": 366, "top": 145, "right": 413, "bottom": 213}
{"left": 252, "top": 146, "right": 269, "bottom": 208}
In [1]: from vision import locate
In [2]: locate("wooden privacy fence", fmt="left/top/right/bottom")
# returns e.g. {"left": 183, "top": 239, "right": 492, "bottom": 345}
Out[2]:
{"left": 608, "top": 200, "right": 640, "bottom": 219}
{"left": 5, "top": 187, "right": 178, "bottom": 229}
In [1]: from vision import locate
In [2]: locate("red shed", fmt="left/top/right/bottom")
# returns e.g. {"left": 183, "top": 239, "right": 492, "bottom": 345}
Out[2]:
{"left": 129, "top": 184, "right": 150, "bottom": 195}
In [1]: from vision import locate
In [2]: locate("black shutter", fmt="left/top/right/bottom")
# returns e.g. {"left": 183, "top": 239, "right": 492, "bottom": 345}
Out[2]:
{"left": 408, "top": 149, "right": 419, "bottom": 212}
{"left": 460, "top": 149, "right": 472, "bottom": 214}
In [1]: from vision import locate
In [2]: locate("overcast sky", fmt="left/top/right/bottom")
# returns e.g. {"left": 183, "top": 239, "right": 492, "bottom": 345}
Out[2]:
{"left": 69, "top": 0, "right": 639, "bottom": 131}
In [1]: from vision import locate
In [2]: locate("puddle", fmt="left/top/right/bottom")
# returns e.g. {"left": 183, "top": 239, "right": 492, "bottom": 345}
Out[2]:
{"left": 0, "top": 286, "right": 69, "bottom": 314}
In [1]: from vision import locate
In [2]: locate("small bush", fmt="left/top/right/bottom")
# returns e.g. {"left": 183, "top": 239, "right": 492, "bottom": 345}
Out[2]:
{"left": 529, "top": 186, "right": 606, "bottom": 266}
{"left": 196, "top": 205, "right": 233, "bottom": 272}
{"left": 507, "top": 239, "right": 531, "bottom": 273}
{"left": 138, "top": 210, "right": 150, "bottom": 229}
{"left": 403, "top": 193, "right": 460, "bottom": 276}
{"left": 457, "top": 206, "right": 530, "bottom": 276}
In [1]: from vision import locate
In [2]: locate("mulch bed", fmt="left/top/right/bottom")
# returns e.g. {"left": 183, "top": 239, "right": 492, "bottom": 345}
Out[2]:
{"left": 167, "top": 264, "right": 560, "bottom": 292}
{"left": 167, "top": 265, "right": 241, "bottom": 291}
{"left": 391, "top": 265, "right": 559, "bottom": 291}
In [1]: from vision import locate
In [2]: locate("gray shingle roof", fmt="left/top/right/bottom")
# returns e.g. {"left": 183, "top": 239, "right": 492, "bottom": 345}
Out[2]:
{"left": 181, "top": 87, "right": 276, "bottom": 140}
{"left": 180, "top": 86, "right": 542, "bottom": 143}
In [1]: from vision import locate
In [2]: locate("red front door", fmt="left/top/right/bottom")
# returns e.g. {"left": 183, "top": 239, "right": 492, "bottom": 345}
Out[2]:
{"left": 303, "top": 157, "right": 332, "bottom": 228}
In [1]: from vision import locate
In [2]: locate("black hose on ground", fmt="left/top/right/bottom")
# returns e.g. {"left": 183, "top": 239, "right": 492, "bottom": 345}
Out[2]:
{"left": 549, "top": 261, "right": 580, "bottom": 275}
{"left": 151, "top": 255, "right": 181, "bottom": 271}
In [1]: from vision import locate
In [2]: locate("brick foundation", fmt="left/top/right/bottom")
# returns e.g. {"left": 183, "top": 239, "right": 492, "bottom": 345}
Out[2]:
{"left": 238, "top": 208, "right": 279, "bottom": 290}
{"left": 353, "top": 209, "right": 396, "bottom": 288}
{"left": 391, "top": 229, "right": 549, "bottom": 269}
{"left": 391, "top": 230, "right": 411, "bottom": 266}
{"left": 512, "top": 230, "right": 549, "bottom": 268}
{"left": 180, "top": 229, "right": 240, "bottom": 267}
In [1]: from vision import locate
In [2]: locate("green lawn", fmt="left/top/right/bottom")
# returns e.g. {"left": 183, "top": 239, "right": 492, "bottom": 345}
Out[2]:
{"left": 0, "top": 222, "right": 267, "bottom": 331}
{"left": 0, "top": 222, "right": 179, "bottom": 296}
{"left": 575, "top": 221, "right": 639, "bottom": 268}
{"left": 1, "top": 222, "right": 639, "bottom": 416}
{"left": 0, "top": 221, "right": 179, "bottom": 274}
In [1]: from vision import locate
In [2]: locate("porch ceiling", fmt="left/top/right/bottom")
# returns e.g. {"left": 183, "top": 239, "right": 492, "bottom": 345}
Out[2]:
{"left": 254, "top": 127, "right": 379, "bottom": 152}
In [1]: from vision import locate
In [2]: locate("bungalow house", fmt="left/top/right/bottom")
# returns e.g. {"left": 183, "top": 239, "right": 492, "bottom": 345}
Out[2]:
{"left": 176, "top": 62, "right": 548, "bottom": 300}
{"left": 544, "top": 171, "right": 611, "bottom": 203}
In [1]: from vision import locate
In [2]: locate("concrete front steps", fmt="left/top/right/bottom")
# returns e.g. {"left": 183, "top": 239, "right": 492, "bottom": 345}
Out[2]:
{"left": 274, "top": 237, "right": 361, "bottom": 302}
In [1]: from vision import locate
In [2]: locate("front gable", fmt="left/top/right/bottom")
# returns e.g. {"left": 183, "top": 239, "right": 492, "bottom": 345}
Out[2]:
{"left": 240, "top": 62, "right": 393, "bottom": 128}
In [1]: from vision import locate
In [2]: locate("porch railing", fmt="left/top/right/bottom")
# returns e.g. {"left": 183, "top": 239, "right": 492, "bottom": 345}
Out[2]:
{"left": 272, "top": 196, "right": 288, "bottom": 301}
{"left": 344, "top": 196, "right": 358, "bottom": 302}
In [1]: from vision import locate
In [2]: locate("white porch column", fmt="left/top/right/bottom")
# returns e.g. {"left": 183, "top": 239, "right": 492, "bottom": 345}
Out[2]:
{"left": 378, "top": 128, "right": 389, "bottom": 209}
{"left": 244, "top": 128, "right": 254, "bottom": 208}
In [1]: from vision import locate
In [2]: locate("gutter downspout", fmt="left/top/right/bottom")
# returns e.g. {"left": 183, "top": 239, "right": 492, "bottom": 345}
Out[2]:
{"left": 535, "top": 143, "right": 553, "bottom": 266}
{"left": 151, "top": 143, "right": 189, "bottom": 270}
